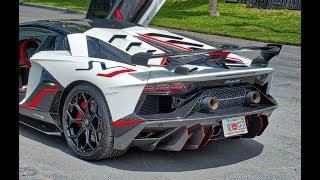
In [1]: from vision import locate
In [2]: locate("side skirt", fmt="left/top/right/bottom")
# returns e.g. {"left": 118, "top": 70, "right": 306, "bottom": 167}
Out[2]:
{"left": 19, "top": 115, "right": 62, "bottom": 136}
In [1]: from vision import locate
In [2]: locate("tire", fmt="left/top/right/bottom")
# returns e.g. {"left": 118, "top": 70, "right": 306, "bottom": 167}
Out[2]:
{"left": 62, "top": 83, "right": 127, "bottom": 160}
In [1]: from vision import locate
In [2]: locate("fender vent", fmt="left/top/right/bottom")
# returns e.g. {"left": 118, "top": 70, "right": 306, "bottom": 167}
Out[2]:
{"left": 49, "top": 91, "right": 62, "bottom": 126}
{"left": 49, "top": 91, "right": 62, "bottom": 113}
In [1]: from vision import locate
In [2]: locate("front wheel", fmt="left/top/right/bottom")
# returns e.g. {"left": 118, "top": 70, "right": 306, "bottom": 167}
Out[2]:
{"left": 62, "top": 83, "right": 127, "bottom": 160}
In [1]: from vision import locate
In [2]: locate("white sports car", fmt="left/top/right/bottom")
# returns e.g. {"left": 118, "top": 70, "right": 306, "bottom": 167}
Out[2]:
{"left": 19, "top": 0, "right": 281, "bottom": 160}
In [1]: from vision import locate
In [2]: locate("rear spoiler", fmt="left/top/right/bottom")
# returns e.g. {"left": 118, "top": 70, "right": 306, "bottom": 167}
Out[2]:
{"left": 131, "top": 44, "right": 282, "bottom": 68}
{"left": 251, "top": 44, "right": 282, "bottom": 67}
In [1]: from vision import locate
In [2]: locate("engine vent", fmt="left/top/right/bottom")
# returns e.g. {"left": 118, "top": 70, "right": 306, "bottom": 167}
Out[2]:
{"left": 194, "top": 87, "right": 247, "bottom": 111}
{"left": 138, "top": 95, "right": 173, "bottom": 115}
{"left": 139, "top": 96, "right": 159, "bottom": 115}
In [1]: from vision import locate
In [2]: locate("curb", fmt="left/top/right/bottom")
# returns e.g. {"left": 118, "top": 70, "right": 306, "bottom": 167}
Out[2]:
{"left": 19, "top": 2, "right": 86, "bottom": 15}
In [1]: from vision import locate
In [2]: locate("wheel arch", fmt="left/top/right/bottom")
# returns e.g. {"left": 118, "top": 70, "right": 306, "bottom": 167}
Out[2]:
{"left": 57, "top": 80, "right": 106, "bottom": 128}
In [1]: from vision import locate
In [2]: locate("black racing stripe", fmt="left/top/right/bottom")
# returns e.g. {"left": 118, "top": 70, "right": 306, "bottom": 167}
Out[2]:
{"left": 126, "top": 42, "right": 142, "bottom": 51}
{"left": 76, "top": 61, "right": 107, "bottom": 71}
{"left": 108, "top": 35, "right": 127, "bottom": 43}
{"left": 145, "top": 33, "right": 183, "bottom": 40}
{"left": 189, "top": 47, "right": 204, "bottom": 51}
{"left": 166, "top": 40, "right": 204, "bottom": 47}
{"left": 147, "top": 50, "right": 157, "bottom": 53}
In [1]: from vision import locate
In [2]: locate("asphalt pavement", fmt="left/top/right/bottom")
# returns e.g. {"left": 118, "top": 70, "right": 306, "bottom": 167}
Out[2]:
{"left": 19, "top": 5, "right": 301, "bottom": 180}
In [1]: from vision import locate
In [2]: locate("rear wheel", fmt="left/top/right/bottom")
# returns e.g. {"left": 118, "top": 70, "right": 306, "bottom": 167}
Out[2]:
{"left": 62, "top": 83, "right": 127, "bottom": 160}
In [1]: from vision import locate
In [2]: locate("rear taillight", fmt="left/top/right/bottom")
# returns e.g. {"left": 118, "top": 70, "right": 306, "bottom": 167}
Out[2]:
{"left": 143, "top": 82, "right": 194, "bottom": 94}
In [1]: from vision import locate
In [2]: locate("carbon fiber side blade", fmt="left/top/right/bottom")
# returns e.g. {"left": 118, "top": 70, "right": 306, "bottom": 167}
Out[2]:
{"left": 156, "top": 127, "right": 189, "bottom": 151}
{"left": 200, "top": 125, "right": 215, "bottom": 147}
{"left": 185, "top": 125, "right": 205, "bottom": 149}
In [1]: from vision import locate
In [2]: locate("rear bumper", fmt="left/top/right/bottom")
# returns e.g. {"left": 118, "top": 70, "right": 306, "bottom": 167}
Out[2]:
{"left": 113, "top": 103, "right": 276, "bottom": 151}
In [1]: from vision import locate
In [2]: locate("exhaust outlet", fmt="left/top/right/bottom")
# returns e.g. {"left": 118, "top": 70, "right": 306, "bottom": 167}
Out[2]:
{"left": 245, "top": 91, "right": 261, "bottom": 104}
{"left": 200, "top": 97, "right": 219, "bottom": 111}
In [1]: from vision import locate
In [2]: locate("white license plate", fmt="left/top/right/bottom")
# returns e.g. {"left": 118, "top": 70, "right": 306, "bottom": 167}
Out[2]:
{"left": 222, "top": 116, "right": 248, "bottom": 137}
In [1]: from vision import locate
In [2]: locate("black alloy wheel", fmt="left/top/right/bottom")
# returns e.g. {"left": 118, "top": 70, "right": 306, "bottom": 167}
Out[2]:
{"left": 62, "top": 83, "right": 127, "bottom": 160}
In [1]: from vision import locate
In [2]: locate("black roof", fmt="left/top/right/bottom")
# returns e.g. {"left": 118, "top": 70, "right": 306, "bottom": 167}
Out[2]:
{"left": 19, "top": 19, "right": 141, "bottom": 35}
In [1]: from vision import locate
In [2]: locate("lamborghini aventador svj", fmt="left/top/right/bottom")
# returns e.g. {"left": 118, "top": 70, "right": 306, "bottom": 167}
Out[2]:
{"left": 19, "top": 0, "right": 281, "bottom": 160}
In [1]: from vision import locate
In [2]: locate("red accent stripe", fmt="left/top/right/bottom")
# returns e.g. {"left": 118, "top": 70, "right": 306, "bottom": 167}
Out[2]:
{"left": 211, "top": 51, "right": 243, "bottom": 63}
{"left": 137, "top": 33, "right": 192, "bottom": 52}
{"left": 115, "top": 9, "right": 123, "bottom": 20}
{"left": 212, "top": 51, "right": 230, "bottom": 57}
{"left": 21, "top": 89, "right": 58, "bottom": 108}
{"left": 160, "top": 57, "right": 167, "bottom": 65}
{"left": 113, "top": 119, "right": 144, "bottom": 126}
{"left": 97, "top": 69, "right": 135, "bottom": 78}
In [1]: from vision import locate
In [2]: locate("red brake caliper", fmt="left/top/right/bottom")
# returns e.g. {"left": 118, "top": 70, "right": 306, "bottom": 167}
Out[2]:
{"left": 76, "top": 101, "right": 86, "bottom": 127}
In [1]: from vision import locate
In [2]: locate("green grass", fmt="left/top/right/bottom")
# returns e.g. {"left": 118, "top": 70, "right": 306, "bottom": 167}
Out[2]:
{"left": 21, "top": 0, "right": 301, "bottom": 45}
{"left": 21, "top": 0, "right": 90, "bottom": 11}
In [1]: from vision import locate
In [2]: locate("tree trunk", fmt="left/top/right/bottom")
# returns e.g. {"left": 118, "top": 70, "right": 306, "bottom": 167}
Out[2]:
{"left": 209, "top": 0, "right": 220, "bottom": 16}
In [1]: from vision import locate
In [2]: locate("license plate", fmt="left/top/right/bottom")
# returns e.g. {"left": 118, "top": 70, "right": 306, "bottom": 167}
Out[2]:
{"left": 222, "top": 116, "right": 248, "bottom": 137}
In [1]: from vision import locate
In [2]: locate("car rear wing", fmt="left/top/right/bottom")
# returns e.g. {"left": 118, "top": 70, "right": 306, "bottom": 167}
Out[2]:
{"left": 131, "top": 44, "right": 282, "bottom": 69}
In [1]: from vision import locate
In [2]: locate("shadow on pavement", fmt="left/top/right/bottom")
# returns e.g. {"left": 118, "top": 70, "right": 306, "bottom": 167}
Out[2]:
{"left": 19, "top": 119, "right": 264, "bottom": 172}
{"left": 19, "top": 122, "right": 73, "bottom": 156}
{"left": 98, "top": 139, "right": 264, "bottom": 172}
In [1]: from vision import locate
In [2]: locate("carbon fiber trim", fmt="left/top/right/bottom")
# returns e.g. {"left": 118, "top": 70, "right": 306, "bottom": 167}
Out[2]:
{"left": 166, "top": 40, "right": 204, "bottom": 47}
{"left": 126, "top": 42, "right": 142, "bottom": 51}
{"left": 108, "top": 34, "right": 127, "bottom": 43}
{"left": 113, "top": 105, "right": 275, "bottom": 150}
{"left": 145, "top": 33, "right": 183, "bottom": 40}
